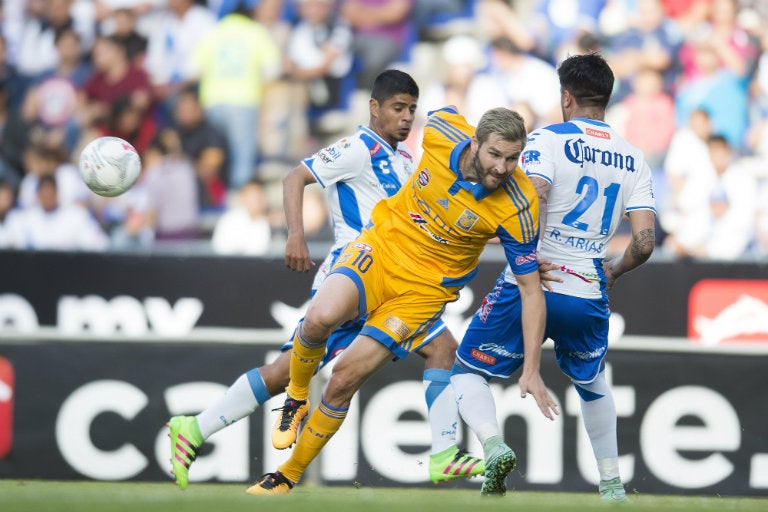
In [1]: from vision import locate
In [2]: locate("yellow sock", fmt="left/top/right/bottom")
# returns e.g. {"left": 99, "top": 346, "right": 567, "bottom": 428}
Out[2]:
{"left": 279, "top": 399, "right": 348, "bottom": 483}
{"left": 286, "top": 323, "right": 326, "bottom": 401}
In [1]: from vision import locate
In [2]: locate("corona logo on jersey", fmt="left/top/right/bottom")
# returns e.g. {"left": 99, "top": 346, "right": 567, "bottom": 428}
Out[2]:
{"left": 563, "top": 138, "right": 637, "bottom": 172}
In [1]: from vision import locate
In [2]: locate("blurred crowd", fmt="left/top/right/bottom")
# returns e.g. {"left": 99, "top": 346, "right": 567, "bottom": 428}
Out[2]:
{"left": 0, "top": 0, "right": 766, "bottom": 260}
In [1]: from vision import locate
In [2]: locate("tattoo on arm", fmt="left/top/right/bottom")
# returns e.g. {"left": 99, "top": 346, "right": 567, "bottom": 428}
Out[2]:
{"left": 630, "top": 228, "right": 655, "bottom": 263}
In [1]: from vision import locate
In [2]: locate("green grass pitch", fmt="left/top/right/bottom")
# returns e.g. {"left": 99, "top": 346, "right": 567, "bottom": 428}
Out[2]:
{"left": 0, "top": 480, "right": 766, "bottom": 512}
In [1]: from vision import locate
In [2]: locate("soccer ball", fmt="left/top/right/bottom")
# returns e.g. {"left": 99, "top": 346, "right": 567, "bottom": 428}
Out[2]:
{"left": 78, "top": 136, "right": 142, "bottom": 197}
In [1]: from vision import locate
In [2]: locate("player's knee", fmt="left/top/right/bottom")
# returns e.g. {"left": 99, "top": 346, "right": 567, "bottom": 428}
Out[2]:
{"left": 303, "top": 307, "right": 348, "bottom": 339}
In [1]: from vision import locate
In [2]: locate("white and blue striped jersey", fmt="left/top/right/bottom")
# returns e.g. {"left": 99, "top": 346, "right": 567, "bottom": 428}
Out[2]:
{"left": 302, "top": 125, "right": 417, "bottom": 290}
{"left": 511, "top": 117, "right": 656, "bottom": 299}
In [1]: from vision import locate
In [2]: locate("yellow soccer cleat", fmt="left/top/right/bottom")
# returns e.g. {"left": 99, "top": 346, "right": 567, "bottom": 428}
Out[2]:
{"left": 246, "top": 471, "right": 294, "bottom": 495}
{"left": 271, "top": 396, "right": 310, "bottom": 449}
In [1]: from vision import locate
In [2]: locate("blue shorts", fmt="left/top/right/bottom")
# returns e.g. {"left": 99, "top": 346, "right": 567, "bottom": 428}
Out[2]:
{"left": 455, "top": 274, "right": 609, "bottom": 384}
{"left": 281, "top": 316, "right": 448, "bottom": 368}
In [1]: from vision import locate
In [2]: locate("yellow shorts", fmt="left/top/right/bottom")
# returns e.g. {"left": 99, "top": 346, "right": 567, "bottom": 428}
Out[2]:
{"left": 330, "top": 231, "right": 460, "bottom": 359}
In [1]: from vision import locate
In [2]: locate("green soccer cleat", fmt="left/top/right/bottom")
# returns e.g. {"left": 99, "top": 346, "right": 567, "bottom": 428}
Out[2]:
{"left": 480, "top": 444, "right": 516, "bottom": 496}
{"left": 271, "top": 396, "right": 310, "bottom": 449}
{"left": 429, "top": 446, "right": 485, "bottom": 483}
{"left": 168, "top": 416, "right": 204, "bottom": 490}
{"left": 246, "top": 471, "right": 294, "bottom": 495}
{"left": 599, "top": 477, "right": 629, "bottom": 503}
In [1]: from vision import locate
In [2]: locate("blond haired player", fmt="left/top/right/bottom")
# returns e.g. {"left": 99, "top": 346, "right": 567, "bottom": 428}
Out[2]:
{"left": 248, "top": 106, "right": 558, "bottom": 495}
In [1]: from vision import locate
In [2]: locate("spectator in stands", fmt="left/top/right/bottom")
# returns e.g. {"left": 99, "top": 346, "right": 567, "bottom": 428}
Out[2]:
{"left": 0, "top": 34, "right": 26, "bottom": 112}
{"left": 677, "top": 0, "right": 759, "bottom": 84}
{"left": 0, "top": 74, "right": 29, "bottom": 189}
{"left": 211, "top": 178, "right": 272, "bottom": 255}
{"left": 104, "top": 95, "right": 158, "bottom": 155}
{"left": 284, "top": 0, "right": 354, "bottom": 139}
{"left": 0, "top": 179, "right": 16, "bottom": 248}
{"left": 20, "top": 27, "right": 90, "bottom": 153}
{"left": 659, "top": 0, "right": 711, "bottom": 38}
{"left": 15, "top": 0, "right": 94, "bottom": 81}
{"left": 300, "top": 184, "right": 333, "bottom": 242}
{"left": 419, "top": 34, "right": 488, "bottom": 125}
{"left": 170, "top": 86, "right": 228, "bottom": 211}
{"left": 108, "top": 8, "right": 149, "bottom": 65}
{"left": 79, "top": 35, "right": 154, "bottom": 147}
{"left": 475, "top": 0, "right": 535, "bottom": 53}
{"left": 476, "top": 37, "right": 561, "bottom": 126}
{"left": 529, "top": 0, "right": 606, "bottom": 63}
{"left": 412, "top": 0, "right": 473, "bottom": 41}
{"left": 252, "top": 0, "right": 298, "bottom": 165}
{"left": 674, "top": 35, "right": 749, "bottom": 149}
{"left": 141, "top": 128, "right": 200, "bottom": 240}
{"left": 101, "top": 172, "right": 155, "bottom": 250}
{"left": 605, "top": 0, "right": 682, "bottom": 101}
{"left": 190, "top": 0, "right": 281, "bottom": 191}
{"left": 94, "top": 0, "right": 162, "bottom": 37}
{"left": 611, "top": 66, "right": 676, "bottom": 169}
{"left": 341, "top": 0, "right": 414, "bottom": 88}
{"left": 663, "top": 135, "right": 757, "bottom": 260}
{"left": 661, "top": 108, "right": 714, "bottom": 237}
{"left": 17, "top": 138, "right": 89, "bottom": 209}
{"left": 143, "top": 0, "right": 215, "bottom": 107}
{"left": 754, "top": 179, "right": 768, "bottom": 257}
{"left": 747, "top": 26, "right": 768, "bottom": 144}
{"left": 5, "top": 174, "right": 108, "bottom": 251}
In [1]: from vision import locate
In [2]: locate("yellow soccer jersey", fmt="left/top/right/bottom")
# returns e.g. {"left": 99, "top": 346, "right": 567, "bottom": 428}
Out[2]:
{"left": 368, "top": 107, "right": 540, "bottom": 286}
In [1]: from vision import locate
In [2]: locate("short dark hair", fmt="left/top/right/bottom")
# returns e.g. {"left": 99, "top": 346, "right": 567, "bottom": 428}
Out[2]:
{"left": 370, "top": 69, "right": 419, "bottom": 103}
{"left": 707, "top": 134, "right": 730, "bottom": 148}
{"left": 37, "top": 174, "right": 57, "bottom": 192}
{"left": 557, "top": 53, "right": 614, "bottom": 110}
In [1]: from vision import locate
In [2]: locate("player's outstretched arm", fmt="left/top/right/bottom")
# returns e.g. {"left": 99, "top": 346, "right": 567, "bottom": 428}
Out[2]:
{"left": 283, "top": 164, "right": 318, "bottom": 272}
{"left": 515, "top": 270, "right": 559, "bottom": 420}
{"left": 603, "top": 210, "right": 656, "bottom": 290}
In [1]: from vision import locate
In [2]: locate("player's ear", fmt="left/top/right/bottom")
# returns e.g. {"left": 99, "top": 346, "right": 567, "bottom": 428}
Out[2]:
{"left": 561, "top": 88, "right": 572, "bottom": 109}
{"left": 369, "top": 97, "right": 379, "bottom": 118}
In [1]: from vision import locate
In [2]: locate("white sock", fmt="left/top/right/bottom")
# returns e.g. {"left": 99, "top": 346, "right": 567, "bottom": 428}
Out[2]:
{"left": 423, "top": 369, "right": 458, "bottom": 454}
{"left": 196, "top": 372, "right": 262, "bottom": 440}
{"left": 574, "top": 370, "right": 619, "bottom": 481}
{"left": 450, "top": 372, "right": 500, "bottom": 445}
{"left": 597, "top": 458, "right": 620, "bottom": 482}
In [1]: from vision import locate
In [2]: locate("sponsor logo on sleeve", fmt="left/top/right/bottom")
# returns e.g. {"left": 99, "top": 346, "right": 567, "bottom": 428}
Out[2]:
{"left": 514, "top": 252, "right": 537, "bottom": 266}
{"left": 522, "top": 149, "right": 541, "bottom": 165}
